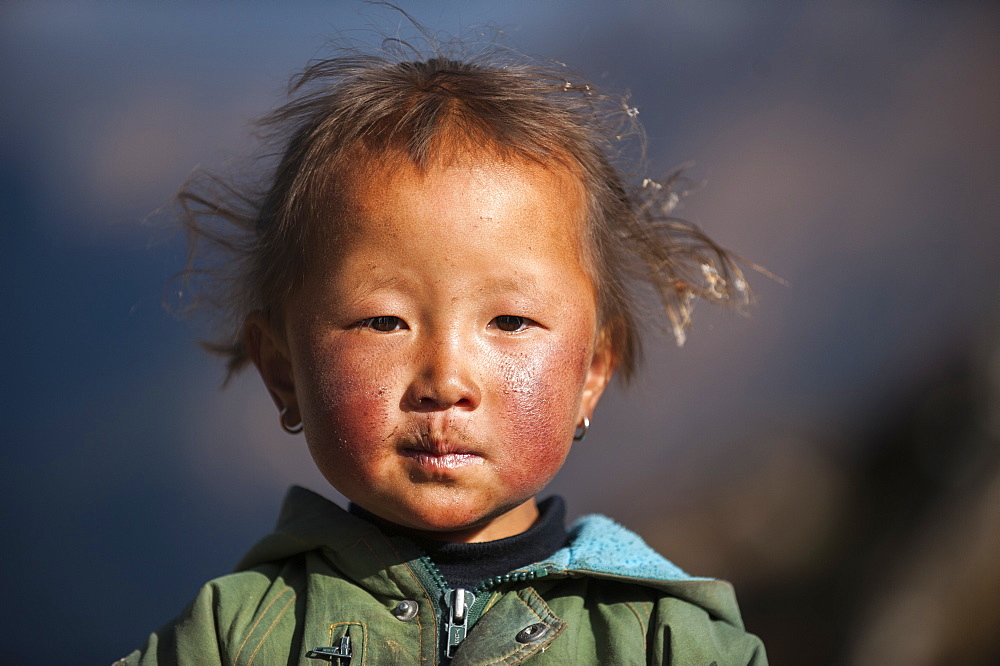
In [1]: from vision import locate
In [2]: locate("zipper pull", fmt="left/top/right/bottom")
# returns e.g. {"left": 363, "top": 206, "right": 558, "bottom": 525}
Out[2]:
{"left": 444, "top": 587, "right": 477, "bottom": 658}
{"left": 306, "top": 635, "right": 352, "bottom": 663}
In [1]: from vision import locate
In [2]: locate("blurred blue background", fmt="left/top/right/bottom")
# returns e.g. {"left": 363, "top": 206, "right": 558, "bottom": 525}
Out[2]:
{"left": 3, "top": 2, "right": 999, "bottom": 663}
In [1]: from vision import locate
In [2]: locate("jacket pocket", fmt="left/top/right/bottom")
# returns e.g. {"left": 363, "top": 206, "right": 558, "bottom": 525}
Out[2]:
{"left": 303, "top": 622, "right": 367, "bottom": 666}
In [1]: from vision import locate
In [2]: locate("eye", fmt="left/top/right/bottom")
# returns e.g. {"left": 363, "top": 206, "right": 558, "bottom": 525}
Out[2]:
{"left": 490, "top": 315, "right": 534, "bottom": 332}
{"left": 355, "top": 316, "right": 406, "bottom": 332}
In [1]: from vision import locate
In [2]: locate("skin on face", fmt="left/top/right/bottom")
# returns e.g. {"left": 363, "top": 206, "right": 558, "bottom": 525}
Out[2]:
{"left": 247, "top": 151, "right": 615, "bottom": 542}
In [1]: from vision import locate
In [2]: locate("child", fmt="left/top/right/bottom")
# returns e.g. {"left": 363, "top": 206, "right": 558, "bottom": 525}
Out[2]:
{"left": 120, "top": 35, "right": 766, "bottom": 666}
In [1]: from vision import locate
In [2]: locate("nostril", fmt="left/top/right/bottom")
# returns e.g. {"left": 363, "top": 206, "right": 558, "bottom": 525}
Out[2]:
{"left": 415, "top": 396, "right": 474, "bottom": 410}
{"left": 406, "top": 366, "right": 481, "bottom": 412}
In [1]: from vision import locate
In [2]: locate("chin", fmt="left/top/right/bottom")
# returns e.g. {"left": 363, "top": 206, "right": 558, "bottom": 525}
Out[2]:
{"left": 399, "top": 506, "right": 486, "bottom": 533}
{"left": 411, "top": 497, "right": 537, "bottom": 542}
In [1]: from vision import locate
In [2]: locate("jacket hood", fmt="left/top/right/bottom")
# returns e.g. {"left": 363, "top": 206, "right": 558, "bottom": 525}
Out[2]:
{"left": 235, "top": 486, "right": 382, "bottom": 569}
{"left": 236, "top": 486, "right": 745, "bottom": 628}
{"left": 534, "top": 512, "right": 745, "bottom": 628}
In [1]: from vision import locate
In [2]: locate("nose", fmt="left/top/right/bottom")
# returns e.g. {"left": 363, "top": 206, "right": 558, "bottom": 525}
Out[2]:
{"left": 403, "top": 334, "right": 481, "bottom": 412}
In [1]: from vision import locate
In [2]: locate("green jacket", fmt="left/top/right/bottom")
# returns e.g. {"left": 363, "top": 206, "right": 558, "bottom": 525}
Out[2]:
{"left": 119, "top": 487, "right": 766, "bottom": 665}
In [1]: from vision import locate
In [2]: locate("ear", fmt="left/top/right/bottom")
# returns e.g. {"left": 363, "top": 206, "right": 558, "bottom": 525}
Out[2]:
{"left": 244, "top": 311, "right": 299, "bottom": 422}
{"left": 579, "top": 332, "right": 617, "bottom": 423}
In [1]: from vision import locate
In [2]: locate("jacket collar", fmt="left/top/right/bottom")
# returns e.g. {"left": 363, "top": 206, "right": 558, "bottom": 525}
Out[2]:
{"left": 540, "top": 513, "right": 701, "bottom": 582}
{"left": 234, "top": 486, "right": 745, "bottom": 628}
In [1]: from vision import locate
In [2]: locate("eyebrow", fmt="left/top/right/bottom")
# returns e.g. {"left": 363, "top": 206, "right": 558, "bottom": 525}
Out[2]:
{"left": 335, "top": 270, "right": 549, "bottom": 302}
{"left": 479, "top": 274, "right": 543, "bottom": 296}
{"left": 339, "top": 271, "right": 414, "bottom": 297}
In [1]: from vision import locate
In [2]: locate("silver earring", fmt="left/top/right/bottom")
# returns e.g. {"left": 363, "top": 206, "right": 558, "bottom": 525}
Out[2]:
{"left": 279, "top": 407, "right": 303, "bottom": 435}
{"left": 573, "top": 415, "right": 590, "bottom": 441}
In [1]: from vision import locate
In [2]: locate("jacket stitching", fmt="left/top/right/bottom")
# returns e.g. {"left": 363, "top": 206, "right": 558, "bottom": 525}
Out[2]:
{"left": 522, "top": 587, "right": 557, "bottom": 621}
{"left": 624, "top": 601, "right": 649, "bottom": 656}
{"left": 231, "top": 586, "right": 294, "bottom": 665}
{"left": 244, "top": 592, "right": 297, "bottom": 666}
{"left": 328, "top": 622, "right": 367, "bottom": 666}
{"left": 478, "top": 607, "right": 543, "bottom": 666}
{"left": 478, "top": 590, "right": 550, "bottom": 666}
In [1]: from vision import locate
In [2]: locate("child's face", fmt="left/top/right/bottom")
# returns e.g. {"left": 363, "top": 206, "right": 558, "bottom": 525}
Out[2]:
{"left": 249, "top": 152, "right": 614, "bottom": 542}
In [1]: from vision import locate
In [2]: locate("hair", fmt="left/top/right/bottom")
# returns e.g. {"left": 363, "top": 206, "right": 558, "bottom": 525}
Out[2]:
{"left": 174, "top": 30, "right": 752, "bottom": 385}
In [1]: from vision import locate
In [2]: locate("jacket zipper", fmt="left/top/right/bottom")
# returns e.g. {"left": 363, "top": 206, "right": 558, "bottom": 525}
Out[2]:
{"left": 414, "top": 556, "right": 551, "bottom": 662}
{"left": 443, "top": 587, "right": 476, "bottom": 658}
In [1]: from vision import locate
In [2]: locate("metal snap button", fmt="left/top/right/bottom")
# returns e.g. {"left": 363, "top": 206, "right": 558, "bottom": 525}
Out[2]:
{"left": 392, "top": 599, "right": 419, "bottom": 621}
{"left": 515, "top": 622, "right": 549, "bottom": 643}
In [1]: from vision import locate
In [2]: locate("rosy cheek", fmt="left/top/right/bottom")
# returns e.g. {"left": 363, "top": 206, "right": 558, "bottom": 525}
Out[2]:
{"left": 298, "top": 338, "right": 394, "bottom": 458}
{"left": 494, "top": 336, "right": 591, "bottom": 490}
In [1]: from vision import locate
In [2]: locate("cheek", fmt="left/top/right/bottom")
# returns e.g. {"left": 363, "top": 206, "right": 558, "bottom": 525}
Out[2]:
{"left": 493, "top": 335, "right": 592, "bottom": 488}
{"left": 295, "top": 337, "right": 395, "bottom": 456}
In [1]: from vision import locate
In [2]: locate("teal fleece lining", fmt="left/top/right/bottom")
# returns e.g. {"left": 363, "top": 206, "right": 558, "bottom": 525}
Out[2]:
{"left": 535, "top": 514, "right": 706, "bottom": 582}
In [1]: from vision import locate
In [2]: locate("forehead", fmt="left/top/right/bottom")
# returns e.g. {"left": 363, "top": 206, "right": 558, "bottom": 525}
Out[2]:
{"left": 290, "top": 151, "right": 596, "bottom": 314}
{"left": 325, "top": 147, "right": 590, "bottom": 254}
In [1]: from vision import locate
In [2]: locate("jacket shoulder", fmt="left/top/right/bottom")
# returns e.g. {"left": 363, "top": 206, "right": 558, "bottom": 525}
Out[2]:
{"left": 536, "top": 514, "right": 767, "bottom": 664}
{"left": 649, "top": 586, "right": 767, "bottom": 665}
{"left": 116, "top": 558, "right": 308, "bottom": 666}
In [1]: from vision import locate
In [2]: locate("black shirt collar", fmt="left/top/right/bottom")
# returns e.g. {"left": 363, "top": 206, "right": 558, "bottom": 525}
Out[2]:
{"left": 349, "top": 497, "right": 568, "bottom": 589}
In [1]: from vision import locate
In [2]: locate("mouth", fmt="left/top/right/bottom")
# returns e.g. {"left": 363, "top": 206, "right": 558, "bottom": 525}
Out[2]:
{"left": 398, "top": 430, "right": 484, "bottom": 471}
{"left": 399, "top": 449, "right": 483, "bottom": 470}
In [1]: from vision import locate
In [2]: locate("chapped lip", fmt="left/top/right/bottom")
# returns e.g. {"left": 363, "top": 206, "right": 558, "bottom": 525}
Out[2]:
{"left": 399, "top": 449, "right": 483, "bottom": 470}
{"left": 400, "top": 421, "right": 483, "bottom": 455}
{"left": 398, "top": 428, "right": 485, "bottom": 469}
{"left": 402, "top": 435, "right": 478, "bottom": 456}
